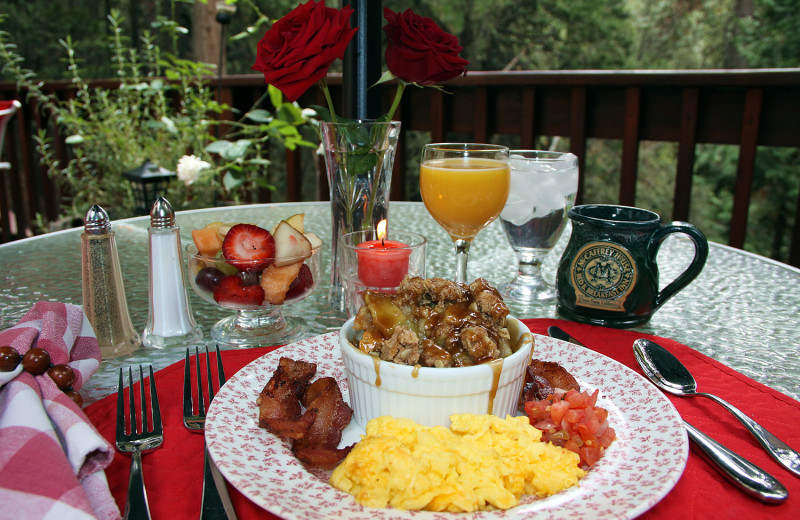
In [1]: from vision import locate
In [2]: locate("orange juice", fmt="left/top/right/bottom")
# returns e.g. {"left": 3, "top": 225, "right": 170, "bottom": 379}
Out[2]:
{"left": 420, "top": 157, "right": 510, "bottom": 239}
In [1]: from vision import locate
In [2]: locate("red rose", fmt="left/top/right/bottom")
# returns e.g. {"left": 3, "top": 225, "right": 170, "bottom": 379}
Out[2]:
{"left": 252, "top": 0, "right": 357, "bottom": 102}
{"left": 383, "top": 8, "right": 469, "bottom": 86}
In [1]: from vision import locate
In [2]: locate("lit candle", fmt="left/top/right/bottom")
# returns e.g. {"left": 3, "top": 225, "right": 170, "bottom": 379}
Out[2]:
{"left": 356, "top": 220, "right": 411, "bottom": 288}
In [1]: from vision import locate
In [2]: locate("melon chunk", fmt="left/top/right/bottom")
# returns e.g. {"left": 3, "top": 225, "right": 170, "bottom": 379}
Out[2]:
{"left": 191, "top": 225, "right": 224, "bottom": 257}
{"left": 273, "top": 220, "right": 312, "bottom": 266}
{"left": 260, "top": 261, "right": 303, "bottom": 305}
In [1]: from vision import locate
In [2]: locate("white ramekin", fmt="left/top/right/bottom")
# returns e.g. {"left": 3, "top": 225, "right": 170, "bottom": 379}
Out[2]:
{"left": 338, "top": 316, "right": 534, "bottom": 428}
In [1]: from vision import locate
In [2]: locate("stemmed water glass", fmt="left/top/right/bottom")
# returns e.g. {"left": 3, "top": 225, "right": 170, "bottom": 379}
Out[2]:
{"left": 420, "top": 143, "right": 510, "bottom": 284}
{"left": 499, "top": 150, "right": 579, "bottom": 302}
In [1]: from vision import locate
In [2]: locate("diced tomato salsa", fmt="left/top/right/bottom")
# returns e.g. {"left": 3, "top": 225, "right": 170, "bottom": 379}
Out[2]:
{"left": 524, "top": 389, "right": 616, "bottom": 469}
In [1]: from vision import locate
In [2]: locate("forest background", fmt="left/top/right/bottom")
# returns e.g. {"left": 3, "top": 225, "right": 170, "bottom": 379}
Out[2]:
{"left": 0, "top": 0, "right": 798, "bottom": 262}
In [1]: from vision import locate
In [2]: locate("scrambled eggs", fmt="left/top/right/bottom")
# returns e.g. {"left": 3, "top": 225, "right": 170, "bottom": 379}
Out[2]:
{"left": 329, "top": 414, "right": 586, "bottom": 512}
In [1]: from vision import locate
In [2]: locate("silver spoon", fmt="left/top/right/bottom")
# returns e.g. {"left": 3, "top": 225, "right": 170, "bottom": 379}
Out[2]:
{"left": 550, "top": 327, "right": 788, "bottom": 502}
{"left": 634, "top": 338, "right": 800, "bottom": 479}
{"left": 629, "top": 340, "right": 788, "bottom": 503}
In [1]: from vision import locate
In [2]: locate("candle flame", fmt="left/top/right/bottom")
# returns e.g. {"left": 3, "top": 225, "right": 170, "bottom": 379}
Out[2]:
{"left": 377, "top": 219, "right": 387, "bottom": 241}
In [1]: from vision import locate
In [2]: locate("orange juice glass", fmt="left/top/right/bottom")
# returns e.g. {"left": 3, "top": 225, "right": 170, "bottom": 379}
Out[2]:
{"left": 420, "top": 143, "right": 510, "bottom": 283}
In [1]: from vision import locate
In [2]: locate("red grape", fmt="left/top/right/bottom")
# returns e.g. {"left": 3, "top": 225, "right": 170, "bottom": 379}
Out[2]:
{"left": 195, "top": 267, "right": 224, "bottom": 291}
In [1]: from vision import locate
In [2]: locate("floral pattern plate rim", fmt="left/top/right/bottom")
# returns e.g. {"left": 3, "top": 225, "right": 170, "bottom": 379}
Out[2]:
{"left": 205, "top": 332, "right": 688, "bottom": 520}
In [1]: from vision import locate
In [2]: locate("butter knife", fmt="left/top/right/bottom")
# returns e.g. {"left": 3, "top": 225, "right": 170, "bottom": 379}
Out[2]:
{"left": 546, "top": 325, "right": 587, "bottom": 348}
{"left": 546, "top": 327, "right": 789, "bottom": 504}
{"left": 203, "top": 351, "right": 237, "bottom": 520}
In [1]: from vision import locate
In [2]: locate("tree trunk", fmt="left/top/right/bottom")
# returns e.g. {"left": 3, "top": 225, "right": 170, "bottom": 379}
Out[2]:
{"left": 725, "top": 0, "right": 754, "bottom": 68}
{"left": 192, "top": 0, "right": 223, "bottom": 73}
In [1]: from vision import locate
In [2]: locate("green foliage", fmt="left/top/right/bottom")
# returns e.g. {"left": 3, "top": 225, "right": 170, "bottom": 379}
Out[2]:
{"left": 737, "top": 0, "right": 800, "bottom": 68}
{"left": 384, "top": 0, "right": 635, "bottom": 70}
{"left": 0, "top": 1, "right": 109, "bottom": 80}
{"left": 628, "top": 0, "right": 736, "bottom": 68}
{"left": 0, "top": 8, "right": 316, "bottom": 220}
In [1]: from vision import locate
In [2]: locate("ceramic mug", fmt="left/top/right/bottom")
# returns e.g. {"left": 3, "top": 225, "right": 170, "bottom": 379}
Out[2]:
{"left": 555, "top": 204, "right": 708, "bottom": 328}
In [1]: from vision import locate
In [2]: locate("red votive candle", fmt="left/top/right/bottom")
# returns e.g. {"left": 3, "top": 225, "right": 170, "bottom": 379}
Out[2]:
{"left": 355, "top": 239, "right": 412, "bottom": 287}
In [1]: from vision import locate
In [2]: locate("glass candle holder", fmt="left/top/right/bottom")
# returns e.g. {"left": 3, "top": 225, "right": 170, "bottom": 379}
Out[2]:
{"left": 339, "top": 229, "right": 426, "bottom": 317}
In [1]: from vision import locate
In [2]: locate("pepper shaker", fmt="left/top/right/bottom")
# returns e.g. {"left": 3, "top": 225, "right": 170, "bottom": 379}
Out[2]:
{"left": 142, "top": 196, "right": 203, "bottom": 348}
{"left": 80, "top": 205, "right": 140, "bottom": 358}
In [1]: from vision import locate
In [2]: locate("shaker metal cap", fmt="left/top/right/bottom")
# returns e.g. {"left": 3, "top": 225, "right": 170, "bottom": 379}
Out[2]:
{"left": 150, "top": 196, "right": 175, "bottom": 228}
{"left": 84, "top": 204, "right": 111, "bottom": 234}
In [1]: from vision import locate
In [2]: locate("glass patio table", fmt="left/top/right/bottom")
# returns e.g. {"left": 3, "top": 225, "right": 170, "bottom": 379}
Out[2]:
{"left": 1, "top": 201, "right": 798, "bottom": 405}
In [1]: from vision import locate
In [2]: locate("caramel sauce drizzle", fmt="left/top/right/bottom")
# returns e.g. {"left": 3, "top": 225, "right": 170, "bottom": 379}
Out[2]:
{"left": 486, "top": 358, "right": 504, "bottom": 414}
{"left": 371, "top": 354, "right": 382, "bottom": 387}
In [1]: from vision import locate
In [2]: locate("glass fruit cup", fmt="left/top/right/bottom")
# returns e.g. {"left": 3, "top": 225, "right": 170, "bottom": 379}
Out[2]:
{"left": 186, "top": 242, "right": 322, "bottom": 347}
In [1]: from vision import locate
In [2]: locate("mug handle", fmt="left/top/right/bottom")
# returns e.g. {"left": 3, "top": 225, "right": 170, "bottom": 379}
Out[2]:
{"left": 648, "top": 222, "right": 709, "bottom": 310}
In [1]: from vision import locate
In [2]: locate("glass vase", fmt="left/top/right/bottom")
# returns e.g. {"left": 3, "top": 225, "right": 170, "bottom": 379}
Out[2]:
{"left": 321, "top": 120, "right": 401, "bottom": 310}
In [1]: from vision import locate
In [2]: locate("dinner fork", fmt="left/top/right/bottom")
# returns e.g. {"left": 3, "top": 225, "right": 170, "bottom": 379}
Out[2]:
{"left": 116, "top": 365, "right": 163, "bottom": 520}
{"left": 184, "top": 345, "right": 237, "bottom": 519}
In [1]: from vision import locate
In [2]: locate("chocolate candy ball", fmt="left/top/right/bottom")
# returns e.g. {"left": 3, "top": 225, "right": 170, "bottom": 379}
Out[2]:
{"left": 48, "top": 364, "right": 76, "bottom": 391}
{"left": 0, "top": 346, "right": 21, "bottom": 372}
{"left": 65, "top": 389, "right": 83, "bottom": 408}
{"left": 22, "top": 347, "right": 51, "bottom": 375}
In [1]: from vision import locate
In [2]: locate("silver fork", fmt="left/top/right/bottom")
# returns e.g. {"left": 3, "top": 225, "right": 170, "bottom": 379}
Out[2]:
{"left": 116, "top": 365, "right": 163, "bottom": 520}
{"left": 184, "top": 345, "right": 237, "bottom": 519}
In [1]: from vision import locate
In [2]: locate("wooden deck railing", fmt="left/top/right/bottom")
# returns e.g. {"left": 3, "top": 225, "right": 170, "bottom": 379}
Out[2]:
{"left": 2, "top": 69, "right": 800, "bottom": 266}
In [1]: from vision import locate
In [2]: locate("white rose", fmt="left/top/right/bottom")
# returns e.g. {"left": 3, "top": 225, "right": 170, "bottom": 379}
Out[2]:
{"left": 176, "top": 155, "right": 211, "bottom": 185}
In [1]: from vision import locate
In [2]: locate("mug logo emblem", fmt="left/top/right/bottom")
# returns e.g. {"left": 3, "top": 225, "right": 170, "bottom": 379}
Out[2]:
{"left": 570, "top": 241, "right": 637, "bottom": 311}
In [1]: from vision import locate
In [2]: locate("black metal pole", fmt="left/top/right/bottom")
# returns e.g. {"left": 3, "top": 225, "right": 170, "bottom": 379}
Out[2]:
{"left": 342, "top": 0, "right": 383, "bottom": 120}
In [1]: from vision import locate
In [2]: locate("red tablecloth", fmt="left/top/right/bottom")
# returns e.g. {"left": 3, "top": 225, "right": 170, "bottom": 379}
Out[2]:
{"left": 83, "top": 319, "right": 800, "bottom": 519}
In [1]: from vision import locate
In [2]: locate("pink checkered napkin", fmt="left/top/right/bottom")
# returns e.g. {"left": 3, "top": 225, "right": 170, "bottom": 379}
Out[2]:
{"left": 0, "top": 302, "right": 121, "bottom": 520}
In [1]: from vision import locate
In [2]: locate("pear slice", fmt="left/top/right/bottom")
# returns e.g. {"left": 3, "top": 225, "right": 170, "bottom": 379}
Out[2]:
{"left": 216, "top": 222, "right": 239, "bottom": 241}
{"left": 303, "top": 232, "right": 323, "bottom": 250}
{"left": 273, "top": 220, "right": 312, "bottom": 267}
{"left": 285, "top": 213, "right": 305, "bottom": 233}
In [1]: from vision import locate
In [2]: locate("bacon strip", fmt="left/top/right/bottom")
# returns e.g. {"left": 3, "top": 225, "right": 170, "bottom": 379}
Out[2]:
{"left": 256, "top": 358, "right": 353, "bottom": 467}
{"left": 518, "top": 359, "right": 581, "bottom": 410}
{"left": 293, "top": 377, "right": 353, "bottom": 468}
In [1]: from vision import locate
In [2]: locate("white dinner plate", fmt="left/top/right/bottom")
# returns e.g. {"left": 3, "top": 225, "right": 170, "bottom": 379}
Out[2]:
{"left": 205, "top": 332, "right": 688, "bottom": 520}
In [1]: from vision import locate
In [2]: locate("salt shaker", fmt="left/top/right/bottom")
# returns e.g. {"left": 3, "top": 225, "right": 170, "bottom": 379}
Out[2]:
{"left": 142, "top": 196, "right": 203, "bottom": 348}
{"left": 81, "top": 205, "right": 140, "bottom": 358}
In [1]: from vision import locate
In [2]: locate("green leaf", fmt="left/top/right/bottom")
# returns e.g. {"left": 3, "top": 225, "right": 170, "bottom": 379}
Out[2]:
{"left": 294, "top": 138, "right": 317, "bottom": 149}
{"left": 268, "top": 84, "right": 283, "bottom": 109}
{"left": 65, "top": 135, "right": 84, "bottom": 144}
{"left": 340, "top": 124, "right": 373, "bottom": 148}
{"left": 246, "top": 109, "right": 272, "bottom": 123}
{"left": 276, "top": 103, "right": 304, "bottom": 124}
{"left": 222, "top": 171, "right": 243, "bottom": 191}
{"left": 308, "top": 104, "right": 333, "bottom": 123}
{"left": 230, "top": 31, "right": 251, "bottom": 41}
{"left": 220, "top": 139, "right": 251, "bottom": 161}
{"left": 345, "top": 149, "right": 379, "bottom": 178}
{"left": 160, "top": 116, "right": 177, "bottom": 134}
{"left": 253, "top": 177, "right": 276, "bottom": 189}
{"left": 373, "top": 70, "right": 397, "bottom": 86}
{"left": 205, "top": 140, "right": 232, "bottom": 154}
{"left": 278, "top": 125, "right": 301, "bottom": 137}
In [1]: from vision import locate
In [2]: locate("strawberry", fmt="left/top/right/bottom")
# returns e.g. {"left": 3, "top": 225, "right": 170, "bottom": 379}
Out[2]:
{"left": 285, "top": 264, "right": 314, "bottom": 301}
{"left": 213, "top": 275, "right": 265, "bottom": 307}
{"left": 221, "top": 224, "right": 276, "bottom": 271}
